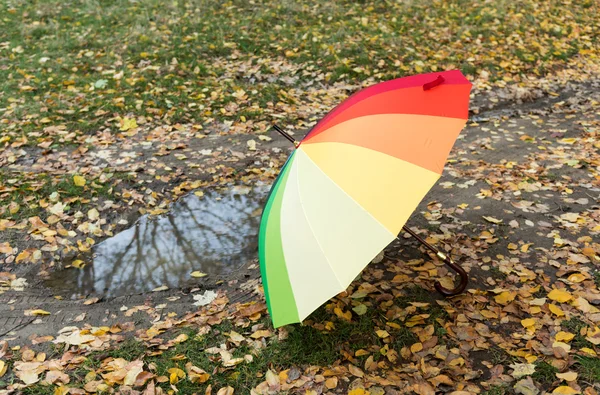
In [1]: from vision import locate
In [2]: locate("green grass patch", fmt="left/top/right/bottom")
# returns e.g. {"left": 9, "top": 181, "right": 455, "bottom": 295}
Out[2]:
{"left": 574, "top": 355, "right": 600, "bottom": 382}
{"left": 532, "top": 361, "right": 558, "bottom": 386}
{"left": 562, "top": 317, "right": 595, "bottom": 349}
{"left": 483, "top": 385, "right": 510, "bottom": 395}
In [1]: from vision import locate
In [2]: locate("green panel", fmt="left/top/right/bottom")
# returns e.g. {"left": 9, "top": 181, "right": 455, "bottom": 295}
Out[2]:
{"left": 258, "top": 152, "right": 299, "bottom": 327}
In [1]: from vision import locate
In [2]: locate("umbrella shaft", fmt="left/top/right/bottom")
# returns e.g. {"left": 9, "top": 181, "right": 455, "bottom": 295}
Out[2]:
{"left": 401, "top": 225, "right": 441, "bottom": 256}
{"left": 273, "top": 125, "right": 299, "bottom": 147}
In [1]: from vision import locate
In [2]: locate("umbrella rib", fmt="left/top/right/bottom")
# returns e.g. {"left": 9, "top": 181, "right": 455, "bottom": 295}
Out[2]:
{"left": 294, "top": 152, "right": 346, "bottom": 289}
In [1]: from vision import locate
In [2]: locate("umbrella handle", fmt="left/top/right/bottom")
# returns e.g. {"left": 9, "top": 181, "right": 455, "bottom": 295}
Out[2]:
{"left": 433, "top": 251, "right": 468, "bottom": 296}
{"left": 401, "top": 225, "right": 468, "bottom": 296}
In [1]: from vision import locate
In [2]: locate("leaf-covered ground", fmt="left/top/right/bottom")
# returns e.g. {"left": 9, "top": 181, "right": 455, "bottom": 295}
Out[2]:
{"left": 1, "top": 0, "right": 600, "bottom": 394}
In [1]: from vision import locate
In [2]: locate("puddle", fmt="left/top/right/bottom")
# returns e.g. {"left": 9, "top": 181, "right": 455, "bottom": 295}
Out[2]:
{"left": 44, "top": 184, "right": 270, "bottom": 298}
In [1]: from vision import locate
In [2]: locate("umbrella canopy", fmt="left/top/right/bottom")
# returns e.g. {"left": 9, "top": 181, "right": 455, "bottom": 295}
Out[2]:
{"left": 259, "top": 70, "right": 472, "bottom": 328}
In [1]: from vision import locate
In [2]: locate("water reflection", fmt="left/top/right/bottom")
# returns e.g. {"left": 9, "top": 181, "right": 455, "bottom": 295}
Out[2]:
{"left": 45, "top": 184, "right": 270, "bottom": 298}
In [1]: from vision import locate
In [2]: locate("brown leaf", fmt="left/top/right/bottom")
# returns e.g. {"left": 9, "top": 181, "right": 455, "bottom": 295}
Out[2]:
{"left": 413, "top": 381, "right": 436, "bottom": 395}
{"left": 325, "top": 377, "right": 338, "bottom": 389}
{"left": 216, "top": 386, "right": 234, "bottom": 395}
{"left": 514, "top": 376, "right": 539, "bottom": 395}
{"left": 348, "top": 364, "right": 364, "bottom": 378}
{"left": 429, "top": 374, "right": 453, "bottom": 387}
{"left": 240, "top": 303, "right": 266, "bottom": 317}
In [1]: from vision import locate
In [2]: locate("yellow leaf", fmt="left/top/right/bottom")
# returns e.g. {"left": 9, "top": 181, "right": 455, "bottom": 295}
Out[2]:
{"left": 556, "top": 371, "right": 577, "bottom": 382}
{"left": 410, "top": 343, "right": 423, "bottom": 353}
{"left": 168, "top": 368, "right": 185, "bottom": 384}
{"left": 119, "top": 117, "right": 138, "bottom": 131}
{"left": 0, "top": 360, "right": 6, "bottom": 377}
{"left": 348, "top": 388, "right": 367, "bottom": 395}
{"left": 483, "top": 216, "right": 503, "bottom": 224}
{"left": 495, "top": 291, "right": 515, "bottom": 305}
{"left": 191, "top": 271, "right": 207, "bottom": 278}
{"left": 15, "top": 250, "right": 31, "bottom": 263}
{"left": 580, "top": 347, "right": 596, "bottom": 356}
{"left": 174, "top": 333, "right": 189, "bottom": 343}
{"left": 334, "top": 307, "right": 351, "bottom": 321}
{"left": 250, "top": 330, "right": 271, "bottom": 339}
{"left": 376, "top": 330, "right": 389, "bottom": 338}
{"left": 558, "top": 138, "right": 576, "bottom": 145}
{"left": 567, "top": 273, "right": 586, "bottom": 283}
{"left": 73, "top": 175, "right": 86, "bottom": 187}
{"left": 549, "top": 304, "right": 565, "bottom": 317}
{"left": 520, "top": 243, "right": 533, "bottom": 252}
{"left": 552, "top": 386, "right": 580, "bottom": 395}
{"left": 548, "top": 289, "right": 572, "bottom": 303}
{"left": 555, "top": 331, "right": 575, "bottom": 342}
{"left": 29, "top": 309, "right": 51, "bottom": 316}
{"left": 325, "top": 377, "right": 338, "bottom": 389}
{"left": 521, "top": 318, "right": 535, "bottom": 328}
{"left": 72, "top": 259, "right": 85, "bottom": 269}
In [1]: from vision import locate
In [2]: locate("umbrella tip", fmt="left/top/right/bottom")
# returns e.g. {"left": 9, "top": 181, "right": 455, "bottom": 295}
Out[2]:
{"left": 423, "top": 75, "right": 445, "bottom": 91}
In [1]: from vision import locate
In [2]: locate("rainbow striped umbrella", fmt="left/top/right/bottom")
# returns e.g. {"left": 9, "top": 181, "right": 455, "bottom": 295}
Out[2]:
{"left": 259, "top": 70, "right": 472, "bottom": 328}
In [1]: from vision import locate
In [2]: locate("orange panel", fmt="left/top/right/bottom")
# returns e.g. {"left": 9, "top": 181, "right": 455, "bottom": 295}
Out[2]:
{"left": 302, "top": 113, "right": 467, "bottom": 175}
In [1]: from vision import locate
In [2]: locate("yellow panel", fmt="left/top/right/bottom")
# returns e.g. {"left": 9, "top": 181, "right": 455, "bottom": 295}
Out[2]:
{"left": 301, "top": 142, "right": 440, "bottom": 234}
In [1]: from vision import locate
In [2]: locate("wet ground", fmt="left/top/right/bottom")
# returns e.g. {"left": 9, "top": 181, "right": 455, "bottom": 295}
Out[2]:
{"left": 44, "top": 184, "right": 270, "bottom": 298}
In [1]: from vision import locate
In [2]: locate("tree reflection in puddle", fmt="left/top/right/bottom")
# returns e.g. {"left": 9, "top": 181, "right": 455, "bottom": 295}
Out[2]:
{"left": 45, "top": 184, "right": 270, "bottom": 298}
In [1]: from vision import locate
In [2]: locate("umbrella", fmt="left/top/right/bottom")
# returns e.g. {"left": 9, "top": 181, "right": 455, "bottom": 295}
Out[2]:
{"left": 259, "top": 70, "right": 472, "bottom": 328}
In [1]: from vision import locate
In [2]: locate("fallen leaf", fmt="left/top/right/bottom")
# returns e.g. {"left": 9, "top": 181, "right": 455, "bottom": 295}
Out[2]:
{"left": 186, "top": 364, "right": 210, "bottom": 384}
{"left": 325, "top": 377, "right": 338, "bottom": 389}
{"left": 191, "top": 271, "right": 207, "bottom": 278}
{"left": 556, "top": 371, "right": 577, "bottom": 382}
{"left": 352, "top": 304, "right": 368, "bottom": 315}
{"left": 548, "top": 289, "right": 573, "bottom": 303}
{"left": 521, "top": 318, "right": 536, "bottom": 328}
{"left": 250, "top": 330, "right": 271, "bottom": 339}
{"left": 27, "top": 309, "right": 50, "bottom": 316}
{"left": 549, "top": 304, "right": 565, "bottom": 317}
{"left": 168, "top": 367, "right": 185, "bottom": 384}
{"left": 0, "top": 242, "right": 12, "bottom": 254}
{"left": 87, "top": 208, "right": 99, "bottom": 221}
{"left": 552, "top": 386, "right": 580, "bottom": 395}
{"left": 555, "top": 332, "right": 575, "bottom": 342}
{"left": 216, "top": 386, "right": 234, "bottom": 395}
{"left": 120, "top": 117, "right": 138, "bottom": 131}
{"left": 483, "top": 216, "right": 503, "bottom": 224}
{"left": 348, "top": 364, "right": 364, "bottom": 377}
{"left": 510, "top": 363, "right": 536, "bottom": 378}
{"left": 514, "top": 376, "right": 539, "bottom": 395}
{"left": 495, "top": 291, "right": 515, "bottom": 305}
{"left": 73, "top": 175, "right": 86, "bottom": 187}
{"left": 193, "top": 290, "right": 217, "bottom": 306}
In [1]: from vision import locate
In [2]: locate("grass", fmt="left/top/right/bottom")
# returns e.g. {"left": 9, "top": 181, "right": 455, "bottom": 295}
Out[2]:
{"left": 9, "top": 301, "right": 426, "bottom": 393}
{"left": 532, "top": 361, "right": 558, "bottom": 386}
{"left": 0, "top": 171, "right": 113, "bottom": 221}
{"left": 562, "top": 317, "right": 595, "bottom": 349}
{"left": 483, "top": 385, "right": 510, "bottom": 395}
{"left": 574, "top": 355, "right": 600, "bottom": 382}
{"left": 1, "top": 0, "right": 599, "bottom": 222}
